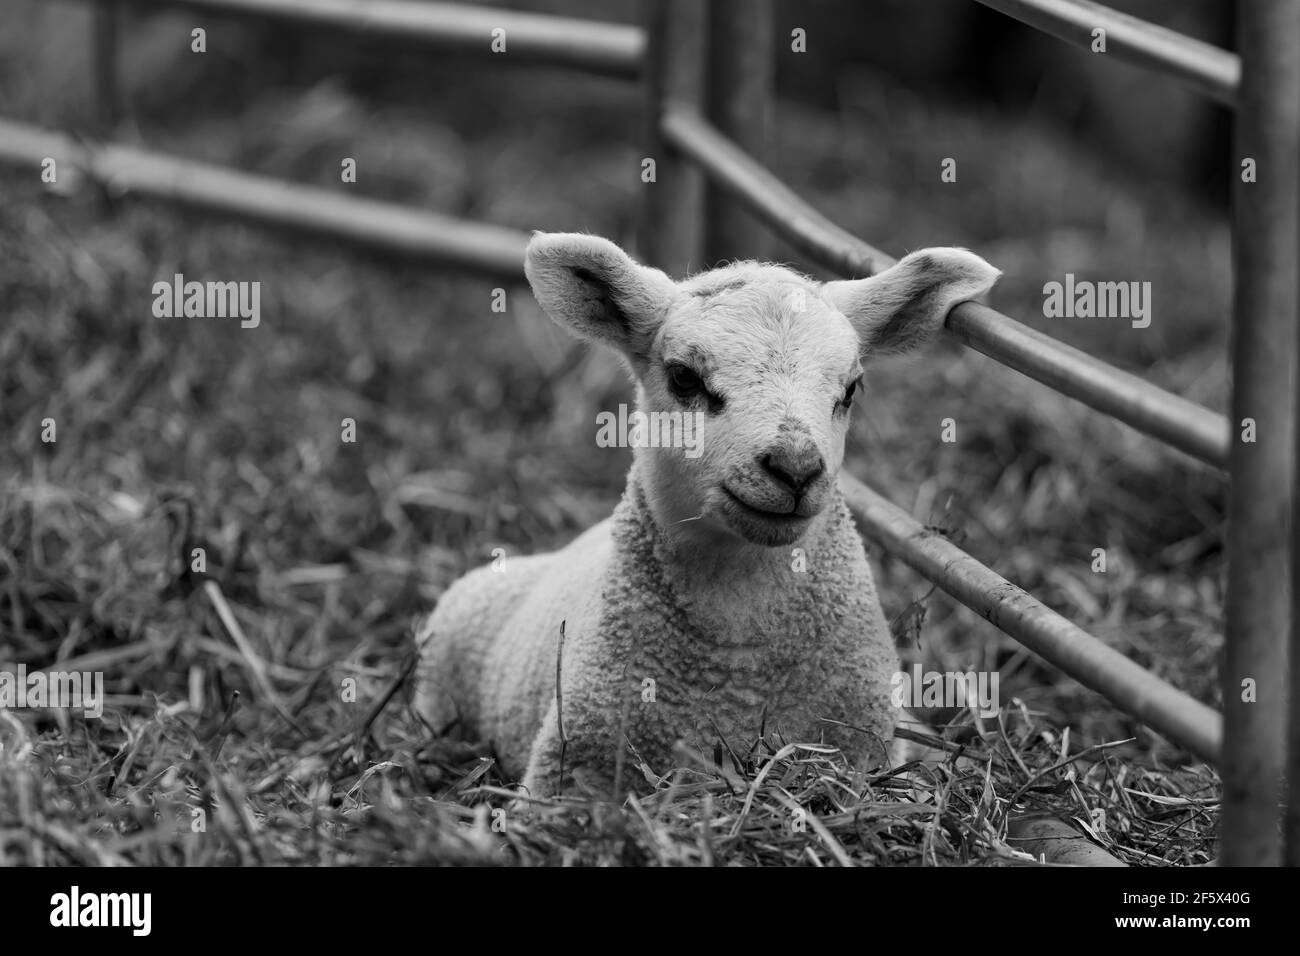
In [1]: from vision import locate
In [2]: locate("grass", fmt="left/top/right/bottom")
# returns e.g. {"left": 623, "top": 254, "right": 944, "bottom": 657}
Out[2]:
{"left": 0, "top": 7, "right": 1226, "bottom": 866}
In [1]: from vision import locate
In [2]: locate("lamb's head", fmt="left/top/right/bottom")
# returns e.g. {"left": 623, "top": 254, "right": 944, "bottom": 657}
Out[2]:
{"left": 525, "top": 233, "right": 999, "bottom": 548}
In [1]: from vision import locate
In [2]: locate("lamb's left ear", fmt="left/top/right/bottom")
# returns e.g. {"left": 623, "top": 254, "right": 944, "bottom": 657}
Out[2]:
{"left": 824, "top": 248, "right": 1000, "bottom": 357}
{"left": 524, "top": 232, "right": 678, "bottom": 362}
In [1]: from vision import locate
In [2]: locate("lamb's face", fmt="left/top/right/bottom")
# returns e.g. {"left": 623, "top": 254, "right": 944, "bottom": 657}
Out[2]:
{"left": 523, "top": 233, "right": 1000, "bottom": 549}
{"left": 639, "top": 270, "right": 861, "bottom": 547}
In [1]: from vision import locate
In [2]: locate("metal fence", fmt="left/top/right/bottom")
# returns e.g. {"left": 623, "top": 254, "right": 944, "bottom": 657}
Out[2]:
{"left": 3, "top": 0, "right": 1295, "bottom": 865}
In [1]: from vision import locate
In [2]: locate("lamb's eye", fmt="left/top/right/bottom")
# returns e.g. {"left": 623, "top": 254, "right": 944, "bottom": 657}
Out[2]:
{"left": 840, "top": 376, "right": 862, "bottom": 410}
{"left": 666, "top": 362, "right": 726, "bottom": 413}
{"left": 666, "top": 363, "right": 705, "bottom": 399}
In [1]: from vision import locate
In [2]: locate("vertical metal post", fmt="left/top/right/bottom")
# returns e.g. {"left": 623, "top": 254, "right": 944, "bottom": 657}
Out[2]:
{"left": 703, "top": 0, "right": 774, "bottom": 266}
{"left": 638, "top": 0, "right": 705, "bottom": 277}
{"left": 93, "top": 0, "right": 120, "bottom": 134}
{"left": 1224, "top": 0, "right": 1299, "bottom": 868}
{"left": 1289, "top": 10, "right": 1300, "bottom": 872}
{"left": 1291, "top": 485, "right": 1300, "bottom": 866}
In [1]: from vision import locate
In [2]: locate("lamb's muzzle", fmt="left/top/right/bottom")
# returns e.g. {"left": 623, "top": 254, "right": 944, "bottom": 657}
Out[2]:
{"left": 416, "top": 232, "right": 1000, "bottom": 797}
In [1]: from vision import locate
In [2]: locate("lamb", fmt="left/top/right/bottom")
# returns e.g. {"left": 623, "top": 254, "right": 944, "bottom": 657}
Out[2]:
{"left": 415, "top": 232, "right": 1000, "bottom": 797}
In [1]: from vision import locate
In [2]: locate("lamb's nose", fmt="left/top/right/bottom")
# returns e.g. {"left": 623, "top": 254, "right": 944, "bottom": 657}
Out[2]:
{"left": 760, "top": 447, "right": 825, "bottom": 496}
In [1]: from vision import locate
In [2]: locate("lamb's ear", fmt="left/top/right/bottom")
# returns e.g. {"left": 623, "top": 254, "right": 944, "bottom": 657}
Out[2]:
{"left": 824, "top": 248, "right": 1000, "bottom": 357}
{"left": 524, "top": 232, "right": 677, "bottom": 361}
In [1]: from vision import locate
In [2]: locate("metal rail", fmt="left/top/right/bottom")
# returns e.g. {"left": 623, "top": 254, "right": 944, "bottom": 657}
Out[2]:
{"left": 972, "top": 0, "right": 1239, "bottom": 108}
{"left": 1222, "top": 0, "right": 1299, "bottom": 867}
{"left": 0, "top": 120, "right": 529, "bottom": 275}
{"left": 113, "top": 0, "right": 645, "bottom": 78}
{"left": 638, "top": 0, "right": 705, "bottom": 276}
{"left": 702, "top": 0, "right": 774, "bottom": 264}
{"left": 840, "top": 473, "right": 1221, "bottom": 764}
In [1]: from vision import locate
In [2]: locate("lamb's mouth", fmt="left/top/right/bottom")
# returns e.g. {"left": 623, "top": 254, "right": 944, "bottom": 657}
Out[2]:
{"left": 721, "top": 486, "right": 812, "bottom": 524}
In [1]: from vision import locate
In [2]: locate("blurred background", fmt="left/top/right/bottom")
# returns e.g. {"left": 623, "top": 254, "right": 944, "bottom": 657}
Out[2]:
{"left": 0, "top": 0, "right": 1228, "bottom": 861}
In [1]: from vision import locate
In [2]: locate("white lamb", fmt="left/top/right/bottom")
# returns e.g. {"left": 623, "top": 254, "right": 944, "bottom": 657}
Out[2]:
{"left": 416, "top": 232, "right": 999, "bottom": 797}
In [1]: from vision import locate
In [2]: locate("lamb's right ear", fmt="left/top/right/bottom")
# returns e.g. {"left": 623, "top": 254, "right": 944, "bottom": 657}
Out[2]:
{"left": 524, "top": 232, "right": 677, "bottom": 360}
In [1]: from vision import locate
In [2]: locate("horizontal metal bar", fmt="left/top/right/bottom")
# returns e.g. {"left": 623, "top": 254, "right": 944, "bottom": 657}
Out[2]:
{"left": 947, "top": 303, "right": 1230, "bottom": 467}
{"left": 111, "top": 0, "right": 645, "bottom": 78}
{"left": 663, "top": 105, "right": 886, "bottom": 278}
{"left": 663, "top": 104, "right": 1231, "bottom": 469}
{"left": 0, "top": 119, "right": 530, "bottom": 275}
{"left": 839, "top": 472, "right": 1222, "bottom": 764}
{"left": 973, "top": 0, "right": 1239, "bottom": 108}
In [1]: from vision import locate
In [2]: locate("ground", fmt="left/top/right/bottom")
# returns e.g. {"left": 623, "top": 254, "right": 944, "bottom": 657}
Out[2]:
{"left": 0, "top": 7, "right": 1225, "bottom": 865}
